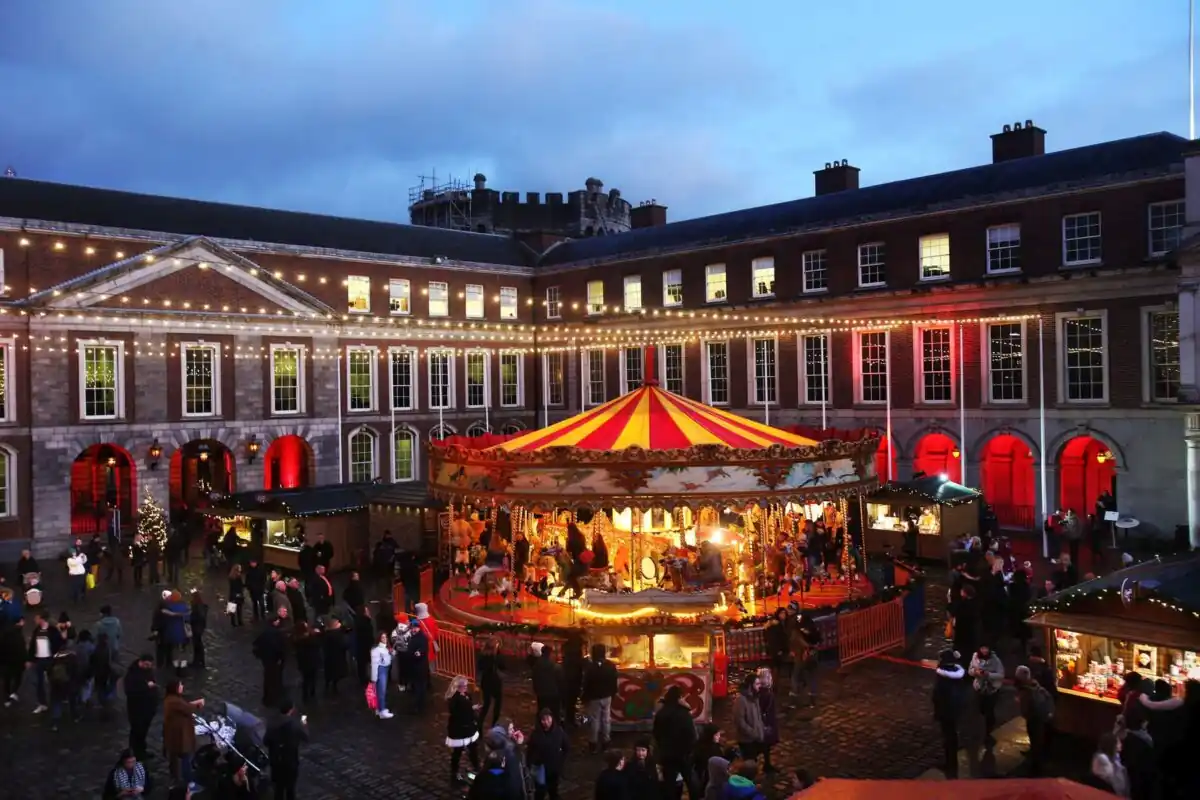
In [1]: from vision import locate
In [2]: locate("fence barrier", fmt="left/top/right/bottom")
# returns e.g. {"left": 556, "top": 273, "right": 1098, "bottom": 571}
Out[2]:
{"left": 836, "top": 598, "right": 905, "bottom": 667}
{"left": 433, "top": 621, "right": 477, "bottom": 683}
{"left": 723, "top": 613, "right": 839, "bottom": 664}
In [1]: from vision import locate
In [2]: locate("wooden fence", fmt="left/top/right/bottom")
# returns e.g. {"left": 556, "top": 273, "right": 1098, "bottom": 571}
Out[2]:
{"left": 835, "top": 597, "right": 905, "bottom": 667}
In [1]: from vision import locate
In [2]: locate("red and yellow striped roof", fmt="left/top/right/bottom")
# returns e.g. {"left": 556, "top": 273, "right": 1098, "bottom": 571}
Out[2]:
{"left": 490, "top": 384, "right": 819, "bottom": 452}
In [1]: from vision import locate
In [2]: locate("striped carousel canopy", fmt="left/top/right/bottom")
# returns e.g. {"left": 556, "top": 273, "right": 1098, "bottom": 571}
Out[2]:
{"left": 490, "top": 383, "right": 819, "bottom": 452}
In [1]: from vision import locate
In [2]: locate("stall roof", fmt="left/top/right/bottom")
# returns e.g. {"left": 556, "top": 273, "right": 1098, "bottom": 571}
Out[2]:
{"left": 869, "top": 476, "right": 981, "bottom": 506}
{"left": 1029, "top": 551, "right": 1200, "bottom": 616}
{"left": 793, "top": 777, "right": 1114, "bottom": 799}
{"left": 205, "top": 482, "right": 436, "bottom": 519}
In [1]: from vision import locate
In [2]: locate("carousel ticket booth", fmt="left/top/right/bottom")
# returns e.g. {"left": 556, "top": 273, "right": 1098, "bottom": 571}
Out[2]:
{"left": 862, "top": 476, "right": 981, "bottom": 562}
{"left": 1026, "top": 552, "right": 1200, "bottom": 738}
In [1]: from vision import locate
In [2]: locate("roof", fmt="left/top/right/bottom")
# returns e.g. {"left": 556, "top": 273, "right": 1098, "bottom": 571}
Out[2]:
{"left": 871, "top": 476, "right": 981, "bottom": 506}
{"left": 541, "top": 132, "right": 1188, "bottom": 267}
{"left": 489, "top": 382, "right": 818, "bottom": 451}
{"left": 1031, "top": 551, "right": 1200, "bottom": 615}
{"left": 793, "top": 778, "right": 1114, "bottom": 800}
{"left": 204, "top": 482, "right": 434, "bottom": 519}
{"left": 0, "top": 177, "right": 535, "bottom": 267}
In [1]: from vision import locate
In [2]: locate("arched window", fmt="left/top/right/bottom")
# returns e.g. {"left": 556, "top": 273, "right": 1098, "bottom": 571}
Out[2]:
{"left": 501, "top": 420, "right": 526, "bottom": 435}
{"left": 430, "top": 423, "right": 455, "bottom": 441}
{"left": 347, "top": 428, "right": 378, "bottom": 483}
{"left": 0, "top": 446, "right": 13, "bottom": 517}
{"left": 465, "top": 421, "right": 491, "bottom": 438}
{"left": 393, "top": 428, "right": 417, "bottom": 482}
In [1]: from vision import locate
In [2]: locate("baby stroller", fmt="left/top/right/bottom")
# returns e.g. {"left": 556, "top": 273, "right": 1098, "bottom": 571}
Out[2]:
{"left": 192, "top": 700, "right": 271, "bottom": 794}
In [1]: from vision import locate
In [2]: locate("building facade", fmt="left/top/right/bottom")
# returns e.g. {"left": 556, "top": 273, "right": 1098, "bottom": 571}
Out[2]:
{"left": 0, "top": 120, "right": 1193, "bottom": 556}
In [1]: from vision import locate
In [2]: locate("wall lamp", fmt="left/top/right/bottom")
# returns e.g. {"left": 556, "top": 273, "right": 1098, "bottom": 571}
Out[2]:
{"left": 246, "top": 434, "right": 261, "bottom": 464}
{"left": 148, "top": 439, "right": 162, "bottom": 470}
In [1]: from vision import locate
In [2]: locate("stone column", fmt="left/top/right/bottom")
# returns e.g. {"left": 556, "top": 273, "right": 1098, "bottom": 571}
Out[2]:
{"left": 1187, "top": 414, "right": 1200, "bottom": 549}
{"left": 895, "top": 457, "right": 914, "bottom": 482}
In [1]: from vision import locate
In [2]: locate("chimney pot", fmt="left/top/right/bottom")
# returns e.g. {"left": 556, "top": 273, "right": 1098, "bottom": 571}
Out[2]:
{"left": 990, "top": 120, "right": 1047, "bottom": 163}
{"left": 813, "top": 160, "right": 860, "bottom": 196}
{"left": 630, "top": 201, "right": 668, "bottom": 229}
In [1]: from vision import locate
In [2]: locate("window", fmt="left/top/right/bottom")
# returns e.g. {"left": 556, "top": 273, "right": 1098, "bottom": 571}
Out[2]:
{"left": 181, "top": 343, "right": 220, "bottom": 417}
{"left": 466, "top": 421, "right": 490, "bottom": 437}
{"left": 857, "top": 332, "right": 888, "bottom": 404}
{"left": 1059, "top": 313, "right": 1107, "bottom": 402}
{"left": 346, "top": 347, "right": 377, "bottom": 411}
{"left": 1147, "top": 309, "right": 1180, "bottom": 402}
{"left": 388, "top": 279, "right": 411, "bottom": 315}
{"left": 428, "top": 281, "right": 449, "bottom": 317}
{"left": 584, "top": 349, "right": 606, "bottom": 405}
{"left": 800, "top": 334, "right": 829, "bottom": 404}
{"left": 587, "top": 280, "right": 605, "bottom": 315}
{"left": 1149, "top": 200, "right": 1185, "bottom": 256}
{"left": 465, "top": 351, "right": 488, "bottom": 408}
{"left": 389, "top": 348, "right": 417, "bottom": 411}
{"left": 986, "top": 225, "right": 1021, "bottom": 273}
{"left": 79, "top": 341, "right": 123, "bottom": 420}
{"left": 752, "top": 258, "right": 775, "bottom": 298}
{"left": 985, "top": 323, "right": 1024, "bottom": 403}
{"left": 802, "top": 251, "right": 827, "bottom": 293}
{"left": 623, "top": 276, "right": 643, "bottom": 311}
{"left": 0, "top": 339, "right": 11, "bottom": 421}
{"left": 752, "top": 338, "right": 777, "bottom": 404}
{"left": 663, "top": 269, "right": 683, "bottom": 307}
{"left": 428, "top": 349, "right": 454, "bottom": 409}
{"left": 430, "top": 423, "right": 454, "bottom": 441}
{"left": 500, "top": 287, "right": 518, "bottom": 320}
{"left": 662, "top": 344, "right": 684, "bottom": 394}
{"left": 0, "top": 248, "right": 5, "bottom": 296}
{"left": 917, "top": 327, "right": 953, "bottom": 403}
{"left": 270, "top": 345, "right": 303, "bottom": 415}
{"left": 501, "top": 421, "right": 525, "bottom": 435}
{"left": 500, "top": 352, "right": 521, "bottom": 406}
{"left": 465, "top": 284, "right": 485, "bottom": 319}
{"left": 1063, "top": 213, "right": 1102, "bottom": 265}
{"left": 347, "top": 428, "right": 378, "bottom": 483}
{"left": 705, "top": 341, "right": 729, "bottom": 405}
{"left": 0, "top": 446, "right": 11, "bottom": 517}
{"left": 544, "top": 351, "right": 565, "bottom": 406}
{"left": 545, "top": 286, "right": 562, "bottom": 319}
{"left": 705, "top": 264, "right": 727, "bottom": 303}
{"left": 919, "top": 234, "right": 951, "bottom": 280}
{"left": 347, "top": 275, "right": 370, "bottom": 313}
{"left": 621, "top": 347, "right": 644, "bottom": 394}
{"left": 393, "top": 429, "right": 417, "bottom": 482}
{"left": 857, "top": 243, "right": 886, "bottom": 288}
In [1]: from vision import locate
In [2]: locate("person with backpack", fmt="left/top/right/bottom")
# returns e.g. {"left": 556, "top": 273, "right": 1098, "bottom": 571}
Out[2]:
{"left": 48, "top": 640, "right": 81, "bottom": 731}
{"left": 1014, "top": 665, "right": 1054, "bottom": 775}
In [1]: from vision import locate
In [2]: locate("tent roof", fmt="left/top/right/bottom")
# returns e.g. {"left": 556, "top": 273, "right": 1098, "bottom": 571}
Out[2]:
{"left": 204, "top": 482, "right": 436, "bottom": 519}
{"left": 870, "top": 476, "right": 981, "bottom": 506}
{"left": 793, "top": 777, "right": 1116, "bottom": 800}
{"left": 1030, "top": 551, "right": 1200, "bottom": 615}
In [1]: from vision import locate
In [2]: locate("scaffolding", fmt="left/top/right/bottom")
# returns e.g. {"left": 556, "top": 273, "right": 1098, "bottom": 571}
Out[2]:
{"left": 407, "top": 170, "right": 474, "bottom": 231}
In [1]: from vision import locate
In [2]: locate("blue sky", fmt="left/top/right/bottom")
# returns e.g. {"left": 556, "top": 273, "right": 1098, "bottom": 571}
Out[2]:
{"left": 0, "top": 0, "right": 1190, "bottom": 224}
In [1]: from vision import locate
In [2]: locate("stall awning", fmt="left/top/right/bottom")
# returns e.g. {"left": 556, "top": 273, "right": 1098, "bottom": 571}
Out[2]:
{"left": 1025, "top": 610, "right": 1200, "bottom": 651}
{"left": 204, "top": 482, "right": 436, "bottom": 519}
{"left": 794, "top": 777, "right": 1115, "bottom": 799}
{"left": 1030, "top": 552, "right": 1200, "bottom": 616}
{"left": 868, "top": 476, "right": 981, "bottom": 506}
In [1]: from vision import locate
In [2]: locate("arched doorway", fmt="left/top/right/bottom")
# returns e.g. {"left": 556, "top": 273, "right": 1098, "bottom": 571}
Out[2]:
{"left": 170, "top": 439, "right": 236, "bottom": 518}
{"left": 913, "top": 432, "right": 961, "bottom": 483}
{"left": 980, "top": 434, "right": 1036, "bottom": 529}
{"left": 1059, "top": 436, "right": 1116, "bottom": 516}
{"left": 70, "top": 444, "right": 136, "bottom": 537}
{"left": 263, "top": 435, "right": 314, "bottom": 490}
{"left": 875, "top": 434, "right": 898, "bottom": 482}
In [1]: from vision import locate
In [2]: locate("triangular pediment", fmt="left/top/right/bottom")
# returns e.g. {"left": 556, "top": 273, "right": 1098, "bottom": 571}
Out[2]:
{"left": 24, "top": 237, "right": 335, "bottom": 317}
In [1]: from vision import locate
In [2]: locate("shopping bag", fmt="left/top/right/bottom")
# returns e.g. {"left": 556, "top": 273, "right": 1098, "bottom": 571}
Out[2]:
{"left": 85, "top": 573, "right": 96, "bottom": 590}
{"left": 365, "top": 682, "right": 378, "bottom": 710}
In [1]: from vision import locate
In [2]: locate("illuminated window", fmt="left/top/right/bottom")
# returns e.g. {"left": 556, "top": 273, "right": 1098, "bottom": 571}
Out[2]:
{"left": 986, "top": 225, "right": 1021, "bottom": 273}
{"left": 500, "top": 287, "right": 518, "bottom": 320}
{"left": 705, "top": 341, "right": 729, "bottom": 405}
{"left": 587, "top": 281, "right": 605, "bottom": 315}
{"left": 545, "top": 286, "right": 562, "bottom": 319}
{"left": 348, "top": 428, "right": 378, "bottom": 483}
{"left": 428, "top": 349, "right": 454, "bottom": 409}
{"left": 347, "top": 275, "right": 371, "bottom": 313}
{"left": 800, "top": 334, "right": 828, "bottom": 404}
{"left": 0, "top": 339, "right": 11, "bottom": 421}
{"left": 389, "top": 348, "right": 417, "bottom": 411}
{"left": 918, "top": 327, "right": 953, "bottom": 403}
{"left": 663, "top": 269, "right": 683, "bottom": 307}
{"left": 1063, "top": 213, "right": 1102, "bottom": 265}
{"left": 584, "top": 349, "right": 605, "bottom": 405}
{"left": 181, "top": 343, "right": 220, "bottom": 417}
{"left": 623, "top": 276, "right": 643, "bottom": 311}
{"left": 0, "top": 446, "right": 11, "bottom": 517}
{"left": 1147, "top": 310, "right": 1180, "bottom": 402}
{"left": 270, "top": 345, "right": 303, "bottom": 415}
{"left": 857, "top": 332, "right": 888, "bottom": 404}
{"left": 752, "top": 338, "right": 777, "bottom": 404}
{"left": 465, "top": 284, "right": 484, "bottom": 319}
{"left": 544, "top": 351, "right": 565, "bottom": 406}
{"left": 465, "top": 351, "right": 488, "bottom": 408}
{"left": 705, "top": 264, "right": 726, "bottom": 303}
{"left": 346, "top": 346, "right": 377, "bottom": 411}
{"left": 1058, "top": 313, "right": 1107, "bottom": 402}
{"left": 428, "top": 281, "right": 449, "bottom": 317}
{"left": 857, "top": 243, "right": 885, "bottom": 287}
{"left": 802, "top": 251, "right": 827, "bottom": 293}
{"left": 751, "top": 257, "right": 775, "bottom": 298}
{"left": 1149, "top": 201, "right": 1184, "bottom": 256}
{"left": 388, "top": 279, "right": 411, "bottom": 315}
{"left": 986, "top": 323, "right": 1024, "bottom": 403}
{"left": 500, "top": 351, "right": 522, "bottom": 406}
{"left": 79, "top": 341, "right": 123, "bottom": 420}
{"left": 662, "top": 344, "right": 684, "bottom": 394}
{"left": 919, "top": 234, "right": 951, "bottom": 280}
{"left": 393, "top": 428, "right": 417, "bottom": 482}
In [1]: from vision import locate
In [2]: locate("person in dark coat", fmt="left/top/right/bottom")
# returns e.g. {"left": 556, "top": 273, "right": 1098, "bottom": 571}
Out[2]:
{"left": 625, "top": 737, "right": 659, "bottom": 800}
{"left": 312, "top": 533, "right": 334, "bottom": 571}
{"left": 245, "top": 559, "right": 267, "bottom": 622}
{"left": 321, "top": 617, "right": 349, "bottom": 695}
{"left": 293, "top": 622, "right": 322, "bottom": 702}
{"left": 528, "top": 706, "right": 569, "bottom": 800}
{"left": 123, "top": 654, "right": 159, "bottom": 759}
{"left": 306, "top": 565, "right": 335, "bottom": 618}
{"left": 164, "top": 527, "right": 185, "bottom": 586}
{"left": 595, "top": 749, "right": 631, "bottom": 800}
{"left": 407, "top": 617, "right": 432, "bottom": 711}
{"left": 445, "top": 675, "right": 482, "bottom": 784}
{"left": 468, "top": 750, "right": 514, "bottom": 800}
{"left": 692, "top": 723, "right": 723, "bottom": 795}
{"left": 253, "top": 612, "right": 288, "bottom": 708}
{"left": 755, "top": 667, "right": 779, "bottom": 772}
{"left": 581, "top": 642, "right": 619, "bottom": 752}
{"left": 264, "top": 699, "right": 309, "bottom": 800}
{"left": 297, "top": 539, "right": 318, "bottom": 584}
{"left": 531, "top": 643, "right": 564, "bottom": 722}
{"left": 652, "top": 685, "right": 698, "bottom": 800}
{"left": 398, "top": 552, "right": 421, "bottom": 613}
{"left": 561, "top": 632, "right": 584, "bottom": 725}
{"left": 342, "top": 571, "right": 365, "bottom": 612}
{"left": 285, "top": 579, "right": 308, "bottom": 626}
{"left": 931, "top": 649, "right": 966, "bottom": 778}
{"left": 221, "top": 528, "right": 240, "bottom": 567}
{"left": 1008, "top": 567, "right": 1032, "bottom": 647}
{"left": 476, "top": 637, "right": 505, "bottom": 730}
{"left": 353, "top": 606, "right": 374, "bottom": 686}
{"left": 950, "top": 584, "right": 980, "bottom": 665}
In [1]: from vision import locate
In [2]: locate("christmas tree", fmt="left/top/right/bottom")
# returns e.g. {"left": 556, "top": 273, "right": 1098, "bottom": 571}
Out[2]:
{"left": 137, "top": 491, "right": 168, "bottom": 548}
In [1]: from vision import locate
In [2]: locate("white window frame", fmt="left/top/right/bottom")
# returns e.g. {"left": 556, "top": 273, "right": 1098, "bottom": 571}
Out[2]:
{"left": 582, "top": 348, "right": 606, "bottom": 407}
{"left": 985, "top": 224, "right": 1021, "bottom": 274}
{"left": 0, "top": 337, "right": 11, "bottom": 422}
{"left": 345, "top": 345, "right": 378, "bottom": 412}
{"left": 464, "top": 350, "right": 490, "bottom": 409}
{"left": 465, "top": 284, "right": 485, "bottom": 320}
{"left": 1055, "top": 310, "right": 1109, "bottom": 404}
{"left": 78, "top": 339, "right": 126, "bottom": 421}
{"left": 619, "top": 347, "right": 644, "bottom": 395}
{"left": 1062, "top": 212, "right": 1102, "bottom": 266}
{"left": 180, "top": 341, "right": 222, "bottom": 418}
{"left": 660, "top": 343, "right": 685, "bottom": 394}
{"left": 0, "top": 248, "right": 6, "bottom": 297}
{"left": 980, "top": 320, "right": 1027, "bottom": 405}
{"left": 587, "top": 280, "right": 605, "bottom": 315}
{"left": 701, "top": 339, "right": 730, "bottom": 406}
{"left": 430, "top": 423, "right": 456, "bottom": 441}
{"left": 427, "top": 348, "right": 455, "bottom": 409}
{"left": 853, "top": 330, "right": 889, "bottom": 405}
{"left": 545, "top": 286, "right": 562, "bottom": 320}
{"left": 428, "top": 281, "right": 449, "bottom": 317}
{"left": 500, "top": 286, "right": 518, "bottom": 320}
{"left": 347, "top": 275, "right": 371, "bottom": 314}
{"left": 1148, "top": 200, "right": 1185, "bottom": 257}
{"left": 347, "top": 426, "right": 379, "bottom": 483}
{"left": 623, "top": 276, "right": 643, "bottom": 311}
{"left": 392, "top": 427, "right": 418, "bottom": 482}
{"left": 662, "top": 268, "right": 683, "bottom": 307}
{"left": 388, "top": 346, "right": 418, "bottom": 411}
{"left": 465, "top": 421, "right": 491, "bottom": 437}
{"left": 0, "top": 444, "right": 14, "bottom": 518}
{"left": 798, "top": 333, "right": 830, "bottom": 406}
{"left": 857, "top": 243, "right": 886, "bottom": 288}
{"left": 802, "top": 250, "right": 828, "bottom": 294}
{"left": 269, "top": 343, "right": 305, "bottom": 416}
{"left": 747, "top": 336, "right": 779, "bottom": 406}
{"left": 1141, "top": 304, "right": 1180, "bottom": 404}
{"left": 388, "top": 278, "right": 411, "bottom": 315}
{"left": 918, "top": 233, "right": 951, "bottom": 281}
{"left": 913, "top": 326, "right": 956, "bottom": 405}
{"left": 705, "top": 264, "right": 727, "bottom": 304}
{"left": 751, "top": 257, "right": 775, "bottom": 299}
{"left": 499, "top": 350, "right": 523, "bottom": 407}
{"left": 543, "top": 351, "right": 566, "bottom": 407}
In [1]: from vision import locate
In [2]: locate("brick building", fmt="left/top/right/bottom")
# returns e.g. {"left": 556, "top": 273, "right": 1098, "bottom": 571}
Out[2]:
{"left": 0, "top": 120, "right": 1194, "bottom": 557}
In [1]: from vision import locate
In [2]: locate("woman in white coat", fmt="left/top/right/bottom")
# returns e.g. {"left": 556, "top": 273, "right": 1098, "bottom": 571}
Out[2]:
{"left": 370, "top": 632, "right": 394, "bottom": 719}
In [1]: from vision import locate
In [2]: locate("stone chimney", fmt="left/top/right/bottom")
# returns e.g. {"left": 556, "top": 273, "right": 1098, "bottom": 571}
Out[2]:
{"left": 814, "top": 160, "right": 860, "bottom": 196}
{"left": 990, "top": 120, "right": 1046, "bottom": 163}
{"left": 473, "top": 173, "right": 487, "bottom": 190}
{"left": 631, "top": 200, "right": 667, "bottom": 229}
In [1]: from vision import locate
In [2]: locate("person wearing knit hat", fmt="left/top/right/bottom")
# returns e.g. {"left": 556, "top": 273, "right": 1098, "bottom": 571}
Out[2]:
{"left": 932, "top": 648, "right": 966, "bottom": 778}
{"left": 412, "top": 602, "right": 439, "bottom": 666}
{"left": 530, "top": 642, "right": 545, "bottom": 657}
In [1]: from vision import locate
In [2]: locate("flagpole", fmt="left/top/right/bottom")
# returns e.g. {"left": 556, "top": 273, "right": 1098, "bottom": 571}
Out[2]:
{"left": 335, "top": 348, "right": 344, "bottom": 482}
{"left": 1039, "top": 316, "right": 1049, "bottom": 558}
{"left": 1191, "top": 0, "right": 1196, "bottom": 140}
{"left": 958, "top": 324, "right": 967, "bottom": 484}
{"left": 885, "top": 331, "right": 893, "bottom": 481}
{"left": 484, "top": 353, "right": 491, "bottom": 433}
{"left": 821, "top": 334, "right": 828, "bottom": 430}
{"left": 390, "top": 351, "right": 396, "bottom": 481}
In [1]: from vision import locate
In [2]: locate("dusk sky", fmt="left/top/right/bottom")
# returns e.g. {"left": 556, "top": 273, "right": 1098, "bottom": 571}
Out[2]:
{"left": 0, "top": 0, "right": 1190, "bottom": 224}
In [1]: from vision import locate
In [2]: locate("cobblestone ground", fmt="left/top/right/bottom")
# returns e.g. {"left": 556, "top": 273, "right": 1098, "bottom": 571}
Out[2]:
{"left": 3, "top": 559, "right": 1002, "bottom": 799}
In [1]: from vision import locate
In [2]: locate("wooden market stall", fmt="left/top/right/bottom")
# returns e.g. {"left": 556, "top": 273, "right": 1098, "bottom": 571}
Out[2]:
{"left": 1026, "top": 552, "right": 1200, "bottom": 739}
{"left": 862, "top": 476, "right": 980, "bottom": 562}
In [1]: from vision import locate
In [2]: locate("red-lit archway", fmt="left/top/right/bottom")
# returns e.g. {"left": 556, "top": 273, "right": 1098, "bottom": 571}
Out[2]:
{"left": 170, "top": 439, "right": 236, "bottom": 518}
{"left": 875, "top": 435, "right": 898, "bottom": 482}
{"left": 1058, "top": 436, "right": 1116, "bottom": 517}
{"left": 912, "top": 432, "right": 961, "bottom": 483}
{"left": 70, "top": 444, "right": 136, "bottom": 537}
{"left": 980, "top": 434, "right": 1036, "bottom": 529}
{"left": 263, "top": 435, "right": 315, "bottom": 490}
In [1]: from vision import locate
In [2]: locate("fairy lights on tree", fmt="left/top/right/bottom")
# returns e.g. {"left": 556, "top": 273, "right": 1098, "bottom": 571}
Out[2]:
{"left": 137, "top": 491, "right": 168, "bottom": 548}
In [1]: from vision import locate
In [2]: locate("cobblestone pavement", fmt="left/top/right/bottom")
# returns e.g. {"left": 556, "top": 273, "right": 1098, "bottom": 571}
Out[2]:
{"left": 2, "top": 559, "right": 1013, "bottom": 799}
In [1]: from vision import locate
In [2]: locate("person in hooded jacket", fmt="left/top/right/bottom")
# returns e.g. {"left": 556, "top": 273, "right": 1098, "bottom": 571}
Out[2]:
{"left": 732, "top": 674, "right": 764, "bottom": 764}
{"left": 754, "top": 667, "right": 779, "bottom": 773}
{"left": 931, "top": 648, "right": 966, "bottom": 778}
{"left": 1119, "top": 704, "right": 1157, "bottom": 800}
{"left": 968, "top": 644, "right": 1004, "bottom": 746}
{"left": 594, "top": 749, "right": 631, "bottom": 800}
{"left": 624, "top": 738, "right": 660, "bottom": 800}
{"left": 483, "top": 719, "right": 527, "bottom": 800}
{"left": 721, "top": 763, "right": 766, "bottom": 800}
{"left": 1139, "top": 682, "right": 1189, "bottom": 797}
{"left": 528, "top": 707, "right": 569, "bottom": 800}
{"left": 123, "top": 654, "right": 159, "bottom": 759}
{"left": 530, "top": 643, "right": 564, "bottom": 722}
{"left": 468, "top": 749, "right": 516, "bottom": 800}
{"left": 703, "top": 755, "right": 731, "bottom": 800}
{"left": 321, "top": 617, "right": 349, "bottom": 695}
{"left": 692, "top": 724, "right": 723, "bottom": 795}
{"left": 653, "top": 685, "right": 698, "bottom": 800}
{"left": 581, "top": 642, "right": 618, "bottom": 751}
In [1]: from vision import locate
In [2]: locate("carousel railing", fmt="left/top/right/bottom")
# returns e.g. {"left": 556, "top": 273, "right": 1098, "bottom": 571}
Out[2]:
{"left": 836, "top": 597, "right": 905, "bottom": 667}
{"left": 433, "top": 621, "right": 477, "bottom": 684}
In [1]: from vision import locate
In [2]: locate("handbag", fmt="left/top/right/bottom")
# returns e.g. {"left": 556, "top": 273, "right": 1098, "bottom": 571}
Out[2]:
{"left": 85, "top": 573, "right": 96, "bottom": 590}
{"left": 365, "top": 682, "right": 378, "bottom": 710}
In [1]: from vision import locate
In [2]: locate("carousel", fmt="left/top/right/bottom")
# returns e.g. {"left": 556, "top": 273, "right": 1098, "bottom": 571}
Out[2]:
{"left": 428, "top": 350, "right": 882, "bottom": 728}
